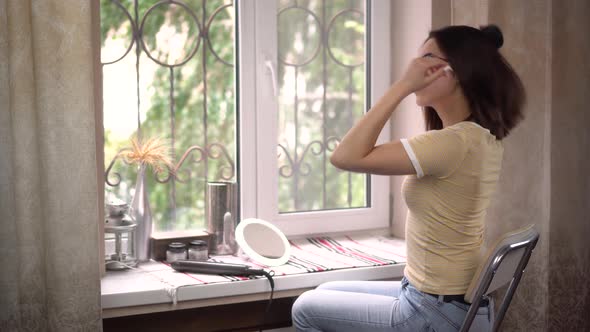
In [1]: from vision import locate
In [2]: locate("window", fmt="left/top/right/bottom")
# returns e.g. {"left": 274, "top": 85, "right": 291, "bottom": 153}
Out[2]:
{"left": 101, "top": 0, "right": 391, "bottom": 236}
{"left": 101, "top": 0, "right": 237, "bottom": 232}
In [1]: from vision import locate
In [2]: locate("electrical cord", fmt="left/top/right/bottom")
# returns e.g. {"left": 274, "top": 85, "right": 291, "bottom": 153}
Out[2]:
{"left": 259, "top": 270, "right": 275, "bottom": 332}
{"left": 166, "top": 260, "right": 277, "bottom": 330}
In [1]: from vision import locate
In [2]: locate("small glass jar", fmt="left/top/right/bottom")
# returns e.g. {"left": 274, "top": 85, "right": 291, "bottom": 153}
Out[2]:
{"left": 188, "top": 240, "right": 209, "bottom": 261}
{"left": 166, "top": 242, "right": 187, "bottom": 263}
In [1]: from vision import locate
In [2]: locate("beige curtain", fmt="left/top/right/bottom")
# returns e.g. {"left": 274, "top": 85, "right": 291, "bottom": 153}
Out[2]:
{"left": 0, "top": 0, "right": 102, "bottom": 331}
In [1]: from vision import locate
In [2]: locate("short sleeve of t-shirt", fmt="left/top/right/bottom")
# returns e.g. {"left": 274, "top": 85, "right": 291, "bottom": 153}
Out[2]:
{"left": 400, "top": 126, "right": 468, "bottom": 178}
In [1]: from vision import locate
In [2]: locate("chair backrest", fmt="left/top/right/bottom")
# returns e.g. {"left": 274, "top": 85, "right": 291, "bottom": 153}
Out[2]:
{"left": 459, "top": 224, "right": 540, "bottom": 332}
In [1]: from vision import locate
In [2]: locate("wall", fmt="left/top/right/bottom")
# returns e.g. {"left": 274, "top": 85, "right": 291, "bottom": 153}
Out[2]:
{"left": 547, "top": 0, "right": 590, "bottom": 329}
{"left": 479, "top": 1, "right": 590, "bottom": 330}
{"left": 388, "top": 0, "right": 433, "bottom": 238}
{"left": 103, "top": 297, "right": 295, "bottom": 332}
{"left": 485, "top": 1, "right": 552, "bottom": 330}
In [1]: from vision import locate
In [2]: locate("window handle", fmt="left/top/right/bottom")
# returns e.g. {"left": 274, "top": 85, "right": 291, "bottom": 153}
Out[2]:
{"left": 264, "top": 59, "right": 278, "bottom": 97}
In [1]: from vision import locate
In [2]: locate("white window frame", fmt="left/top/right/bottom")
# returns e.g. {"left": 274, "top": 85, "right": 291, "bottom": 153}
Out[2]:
{"left": 239, "top": 0, "right": 391, "bottom": 237}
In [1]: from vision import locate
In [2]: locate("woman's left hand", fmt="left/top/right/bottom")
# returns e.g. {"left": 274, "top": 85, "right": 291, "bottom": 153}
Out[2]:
{"left": 396, "top": 57, "right": 449, "bottom": 95}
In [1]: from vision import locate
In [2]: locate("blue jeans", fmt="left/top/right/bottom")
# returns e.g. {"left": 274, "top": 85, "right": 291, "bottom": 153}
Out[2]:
{"left": 291, "top": 277, "right": 492, "bottom": 331}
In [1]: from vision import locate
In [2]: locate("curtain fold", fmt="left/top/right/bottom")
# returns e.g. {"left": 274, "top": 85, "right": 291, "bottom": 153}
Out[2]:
{"left": 0, "top": 0, "right": 102, "bottom": 330}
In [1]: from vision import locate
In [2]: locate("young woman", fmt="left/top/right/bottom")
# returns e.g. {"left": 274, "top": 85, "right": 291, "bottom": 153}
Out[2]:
{"left": 291, "top": 24, "right": 525, "bottom": 332}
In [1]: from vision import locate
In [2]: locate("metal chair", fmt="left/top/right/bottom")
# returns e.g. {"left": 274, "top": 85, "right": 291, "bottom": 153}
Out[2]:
{"left": 459, "top": 224, "right": 540, "bottom": 332}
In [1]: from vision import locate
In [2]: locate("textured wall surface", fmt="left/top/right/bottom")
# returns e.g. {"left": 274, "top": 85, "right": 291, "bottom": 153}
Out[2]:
{"left": 451, "top": 0, "right": 488, "bottom": 27}
{"left": 486, "top": 0, "right": 552, "bottom": 330}
{"left": 449, "top": 0, "right": 590, "bottom": 330}
{"left": 548, "top": 0, "right": 590, "bottom": 330}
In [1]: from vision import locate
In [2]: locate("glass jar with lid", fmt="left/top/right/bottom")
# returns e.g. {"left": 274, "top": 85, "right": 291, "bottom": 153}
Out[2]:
{"left": 188, "top": 240, "right": 209, "bottom": 261}
{"left": 166, "top": 242, "right": 187, "bottom": 263}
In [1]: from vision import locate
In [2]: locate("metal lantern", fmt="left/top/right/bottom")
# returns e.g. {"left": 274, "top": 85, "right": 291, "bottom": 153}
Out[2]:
{"left": 105, "top": 199, "right": 139, "bottom": 270}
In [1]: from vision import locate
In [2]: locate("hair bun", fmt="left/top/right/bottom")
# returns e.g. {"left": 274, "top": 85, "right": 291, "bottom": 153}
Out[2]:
{"left": 480, "top": 24, "right": 503, "bottom": 49}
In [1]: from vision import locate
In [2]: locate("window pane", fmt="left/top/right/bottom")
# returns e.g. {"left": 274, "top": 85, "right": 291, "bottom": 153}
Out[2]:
{"left": 101, "top": 0, "right": 236, "bottom": 232}
{"left": 277, "top": 0, "right": 368, "bottom": 213}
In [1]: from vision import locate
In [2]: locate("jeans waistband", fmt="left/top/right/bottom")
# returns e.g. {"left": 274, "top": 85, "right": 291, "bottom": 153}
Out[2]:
{"left": 424, "top": 292, "right": 489, "bottom": 307}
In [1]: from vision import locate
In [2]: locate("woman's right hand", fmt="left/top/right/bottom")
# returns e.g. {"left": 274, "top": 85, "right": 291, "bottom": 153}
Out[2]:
{"left": 396, "top": 57, "right": 448, "bottom": 95}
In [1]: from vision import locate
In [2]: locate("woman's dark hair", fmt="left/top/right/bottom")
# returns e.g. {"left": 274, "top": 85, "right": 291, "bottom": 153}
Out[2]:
{"left": 425, "top": 24, "right": 525, "bottom": 139}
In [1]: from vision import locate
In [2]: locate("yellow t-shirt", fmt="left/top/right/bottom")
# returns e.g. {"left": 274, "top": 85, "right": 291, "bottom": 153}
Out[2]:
{"left": 400, "top": 121, "right": 503, "bottom": 295}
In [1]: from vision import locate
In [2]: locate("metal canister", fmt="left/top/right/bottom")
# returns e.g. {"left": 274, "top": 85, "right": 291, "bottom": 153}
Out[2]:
{"left": 206, "top": 181, "right": 238, "bottom": 255}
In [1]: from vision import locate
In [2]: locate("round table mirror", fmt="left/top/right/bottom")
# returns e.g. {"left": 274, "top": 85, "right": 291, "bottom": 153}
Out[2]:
{"left": 235, "top": 218, "right": 290, "bottom": 266}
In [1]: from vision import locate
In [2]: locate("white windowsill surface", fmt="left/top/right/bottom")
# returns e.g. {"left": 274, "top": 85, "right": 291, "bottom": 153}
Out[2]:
{"left": 101, "top": 233, "right": 406, "bottom": 318}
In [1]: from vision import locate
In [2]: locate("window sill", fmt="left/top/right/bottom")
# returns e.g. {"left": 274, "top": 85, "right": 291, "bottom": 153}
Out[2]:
{"left": 101, "top": 232, "right": 406, "bottom": 318}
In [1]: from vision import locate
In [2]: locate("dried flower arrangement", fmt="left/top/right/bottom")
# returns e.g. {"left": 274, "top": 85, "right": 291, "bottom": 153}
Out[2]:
{"left": 123, "top": 136, "right": 174, "bottom": 175}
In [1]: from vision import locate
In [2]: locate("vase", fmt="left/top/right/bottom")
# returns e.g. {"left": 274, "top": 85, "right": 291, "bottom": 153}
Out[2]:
{"left": 131, "top": 163, "right": 152, "bottom": 262}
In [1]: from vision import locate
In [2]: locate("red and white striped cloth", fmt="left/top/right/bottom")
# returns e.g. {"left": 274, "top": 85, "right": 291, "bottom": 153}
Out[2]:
{"left": 138, "top": 234, "right": 406, "bottom": 287}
